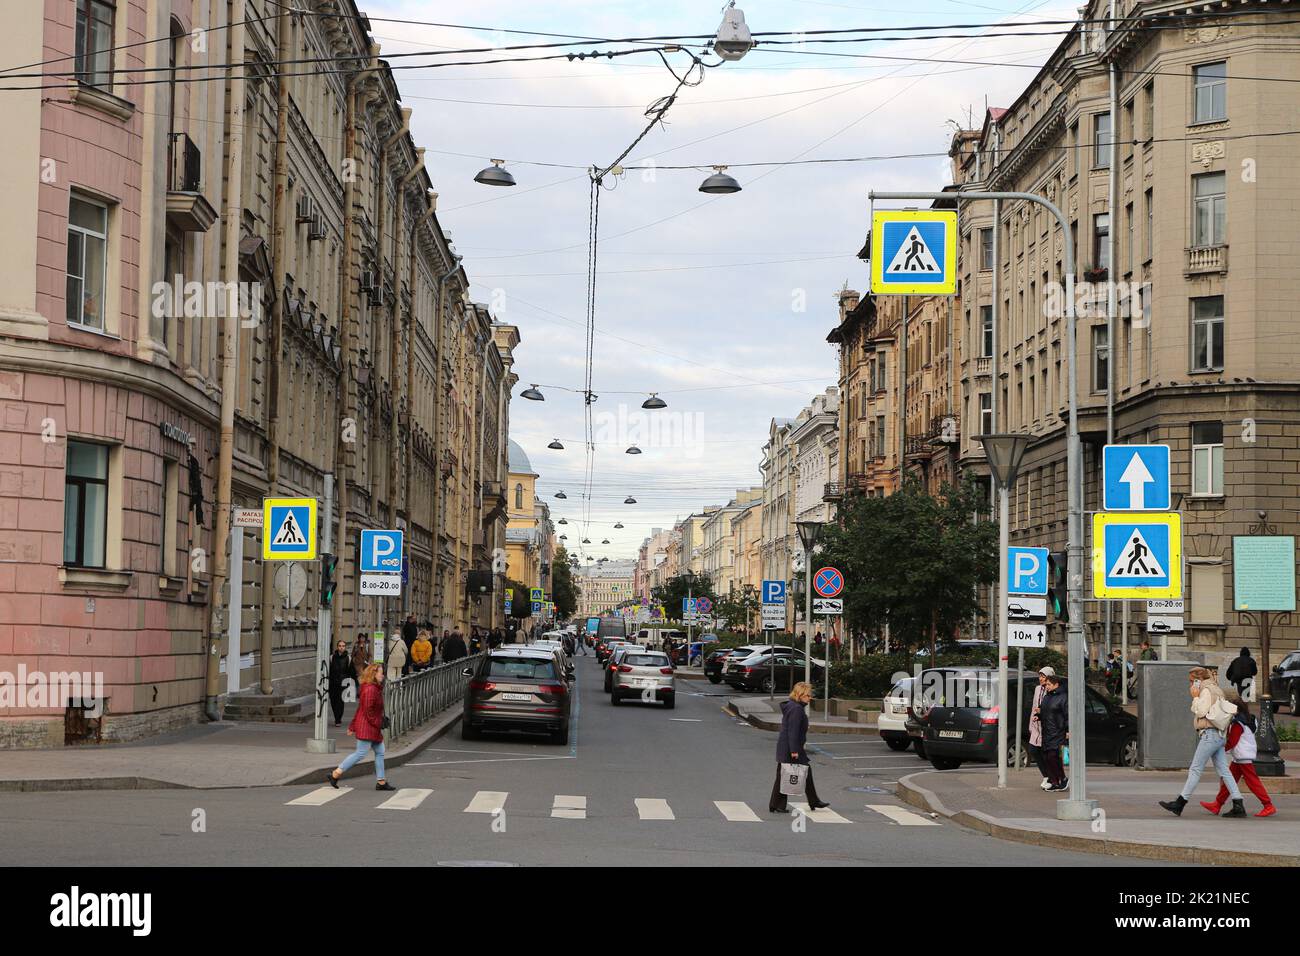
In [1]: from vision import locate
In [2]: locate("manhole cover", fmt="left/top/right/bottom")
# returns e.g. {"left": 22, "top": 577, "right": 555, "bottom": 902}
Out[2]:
{"left": 437, "top": 860, "right": 519, "bottom": 867}
{"left": 846, "top": 785, "right": 890, "bottom": 794}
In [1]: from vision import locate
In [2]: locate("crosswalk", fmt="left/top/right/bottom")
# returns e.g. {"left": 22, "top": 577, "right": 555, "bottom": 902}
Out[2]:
{"left": 283, "top": 786, "right": 938, "bottom": 827}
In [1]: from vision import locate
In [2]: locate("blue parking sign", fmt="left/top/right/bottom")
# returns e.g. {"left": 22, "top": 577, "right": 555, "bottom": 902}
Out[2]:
{"left": 359, "top": 529, "right": 403, "bottom": 573}
{"left": 1007, "top": 547, "right": 1049, "bottom": 596}
{"left": 761, "top": 580, "right": 786, "bottom": 604}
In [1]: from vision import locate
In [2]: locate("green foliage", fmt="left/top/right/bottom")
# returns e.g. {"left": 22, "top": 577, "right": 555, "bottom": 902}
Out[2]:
{"left": 815, "top": 478, "right": 998, "bottom": 652}
{"left": 505, "top": 576, "right": 532, "bottom": 619}
{"left": 550, "top": 548, "right": 579, "bottom": 620}
{"left": 650, "top": 573, "right": 718, "bottom": 619}
{"left": 1276, "top": 722, "right": 1300, "bottom": 743}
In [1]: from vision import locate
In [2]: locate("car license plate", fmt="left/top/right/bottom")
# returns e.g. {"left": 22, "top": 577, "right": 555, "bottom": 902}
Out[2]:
{"left": 939, "top": 730, "right": 963, "bottom": 739}
{"left": 501, "top": 693, "right": 532, "bottom": 702}
{"left": 634, "top": 679, "right": 655, "bottom": 687}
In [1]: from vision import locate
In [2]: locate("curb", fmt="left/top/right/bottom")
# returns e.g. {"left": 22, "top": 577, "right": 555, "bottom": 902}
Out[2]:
{"left": 277, "top": 706, "right": 464, "bottom": 787}
{"left": 727, "top": 700, "right": 876, "bottom": 735}
{"left": 0, "top": 777, "right": 192, "bottom": 793}
{"left": 896, "top": 772, "right": 1300, "bottom": 867}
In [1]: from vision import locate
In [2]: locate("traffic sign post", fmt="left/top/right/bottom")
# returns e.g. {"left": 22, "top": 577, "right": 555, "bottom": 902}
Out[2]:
{"left": 1092, "top": 512, "right": 1182, "bottom": 599}
{"left": 1007, "top": 547, "right": 1049, "bottom": 596}
{"left": 1103, "top": 444, "right": 1171, "bottom": 511}
{"left": 263, "top": 497, "right": 317, "bottom": 561}
{"left": 813, "top": 567, "right": 844, "bottom": 598}
{"left": 307, "top": 476, "right": 335, "bottom": 755}
{"left": 869, "top": 209, "right": 957, "bottom": 296}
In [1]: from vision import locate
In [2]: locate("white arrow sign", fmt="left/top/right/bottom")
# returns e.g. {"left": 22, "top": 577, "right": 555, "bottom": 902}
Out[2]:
{"left": 1119, "top": 453, "right": 1155, "bottom": 511}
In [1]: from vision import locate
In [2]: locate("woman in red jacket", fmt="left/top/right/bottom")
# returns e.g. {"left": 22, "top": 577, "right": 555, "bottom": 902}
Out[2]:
{"left": 328, "top": 664, "right": 396, "bottom": 791}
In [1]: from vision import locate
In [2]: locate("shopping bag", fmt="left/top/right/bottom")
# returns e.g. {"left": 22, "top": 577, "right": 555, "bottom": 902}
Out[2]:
{"left": 779, "top": 762, "right": 808, "bottom": 796}
{"left": 1061, "top": 745, "right": 1070, "bottom": 767}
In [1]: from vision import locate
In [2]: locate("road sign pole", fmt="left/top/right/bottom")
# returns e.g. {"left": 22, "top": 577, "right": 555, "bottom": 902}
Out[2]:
{"left": 1014, "top": 646, "right": 1024, "bottom": 772}
{"left": 997, "top": 483, "right": 1009, "bottom": 790}
{"left": 308, "top": 474, "right": 335, "bottom": 754}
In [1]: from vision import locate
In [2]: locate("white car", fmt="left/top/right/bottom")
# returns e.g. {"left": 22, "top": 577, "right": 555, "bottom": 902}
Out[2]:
{"left": 610, "top": 649, "right": 676, "bottom": 709}
{"left": 878, "top": 678, "right": 914, "bottom": 751}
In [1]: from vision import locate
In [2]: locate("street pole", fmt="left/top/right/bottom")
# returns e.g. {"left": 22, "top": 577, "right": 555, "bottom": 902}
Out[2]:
{"left": 1014, "top": 646, "right": 1024, "bottom": 771}
{"left": 226, "top": 527, "right": 243, "bottom": 696}
{"left": 997, "top": 481, "right": 1010, "bottom": 789}
{"left": 870, "top": 189, "right": 1091, "bottom": 820}
{"left": 804, "top": 546, "right": 813, "bottom": 687}
{"left": 308, "top": 473, "right": 336, "bottom": 754}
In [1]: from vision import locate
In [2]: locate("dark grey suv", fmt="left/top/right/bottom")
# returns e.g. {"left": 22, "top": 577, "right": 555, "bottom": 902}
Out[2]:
{"left": 462, "top": 647, "right": 572, "bottom": 745}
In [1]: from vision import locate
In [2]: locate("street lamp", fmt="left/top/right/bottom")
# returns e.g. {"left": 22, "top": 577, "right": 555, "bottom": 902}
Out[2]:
{"left": 520, "top": 384, "right": 544, "bottom": 401}
{"left": 548, "top": 439, "right": 564, "bottom": 450}
{"left": 625, "top": 445, "right": 642, "bottom": 455}
{"left": 642, "top": 394, "right": 667, "bottom": 410}
{"left": 699, "top": 165, "right": 742, "bottom": 194}
{"left": 976, "top": 432, "right": 1032, "bottom": 790}
{"left": 474, "top": 158, "right": 516, "bottom": 186}
{"left": 795, "top": 520, "right": 823, "bottom": 686}
{"left": 624, "top": 496, "right": 637, "bottom": 504}
{"left": 554, "top": 490, "right": 567, "bottom": 499}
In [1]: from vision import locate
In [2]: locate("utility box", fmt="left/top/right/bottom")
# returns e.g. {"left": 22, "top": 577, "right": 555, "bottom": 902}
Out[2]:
{"left": 1137, "top": 660, "right": 1201, "bottom": 769}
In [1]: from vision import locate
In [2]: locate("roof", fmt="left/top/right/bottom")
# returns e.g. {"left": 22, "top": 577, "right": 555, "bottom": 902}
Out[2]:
{"left": 490, "top": 646, "right": 553, "bottom": 659}
{"left": 507, "top": 439, "right": 536, "bottom": 476}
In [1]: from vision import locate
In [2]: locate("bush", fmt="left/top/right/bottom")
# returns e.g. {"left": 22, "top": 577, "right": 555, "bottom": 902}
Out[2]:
{"left": 1276, "top": 721, "right": 1300, "bottom": 743}
{"left": 822, "top": 647, "right": 1072, "bottom": 699}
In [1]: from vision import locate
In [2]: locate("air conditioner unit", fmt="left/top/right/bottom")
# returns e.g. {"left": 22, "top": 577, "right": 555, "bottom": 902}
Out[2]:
{"left": 296, "top": 194, "right": 314, "bottom": 223}
{"left": 308, "top": 213, "right": 326, "bottom": 240}
{"left": 359, "top": 270, "right": 376, "bottom": 292}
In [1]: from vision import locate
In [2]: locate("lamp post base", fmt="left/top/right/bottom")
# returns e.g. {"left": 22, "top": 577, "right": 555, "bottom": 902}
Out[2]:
{"left": 306, "top": 738, "right": 337, "bottom": 754}
{"left": 1056, "top": 798, "right": 1098, "bottom": 821}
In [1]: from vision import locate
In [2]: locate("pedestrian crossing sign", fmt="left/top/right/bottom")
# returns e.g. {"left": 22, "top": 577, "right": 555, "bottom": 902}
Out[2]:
{"left": 870, "top": 209, "right": 957, "bottom": 295}
{"left": 1092, "top": 512, "right": 1181, "bottom": 599}
{"left": 262, "top": 497, "right": 317, "bottom": 560}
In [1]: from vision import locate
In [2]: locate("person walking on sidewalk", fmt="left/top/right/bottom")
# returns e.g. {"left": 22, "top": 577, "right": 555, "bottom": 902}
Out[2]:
{"left": 401, "top": 615, "right": 419, "bottom": 676}
{"left": 351, "top": 633, "right": 371, "bottom": 679}
{"left": 327, "top": 639, "right": 354, "bottom": 727}
{"left": 329, "top": 664, "right": 396, "bottom": 792}
{"left": 1225, "top": 647, "right": 1257, "bottom": 700}
{"left": 769, "top": 681, "right": 830, "bottom": 814}
{"left": 1039, "top": 672, "right": 1069, "bottom": 792}
{"left": 1200, "top": 700, "right": 1274, "bottom": 818}
{"left": 442, "top": 630, "right": 468, "bottom": 663}
{"left": 385, "top": 632, "right": 408, "bottom": 683}
{"left": 1160, "top": 667, "right": 1245, "bottom": 817}
{"left": 1028, "top": 666, "right": 1054, "bottom": 790}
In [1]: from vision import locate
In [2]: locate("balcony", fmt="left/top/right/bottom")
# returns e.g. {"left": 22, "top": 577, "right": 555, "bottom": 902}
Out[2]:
{"left": 822, "top": 481, "right": 843, "bottom": 502}
{"left": 1185, "top": 244, "right": 1227, "bottom": 276}
{"left": 165, "top": 133, "right": 217, "bottom": 233}
{"left": 974, "top": 356, "right": 991, "bottom": 377}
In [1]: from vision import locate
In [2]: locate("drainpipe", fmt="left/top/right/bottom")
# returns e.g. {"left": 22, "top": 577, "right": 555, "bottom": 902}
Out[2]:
{"left": 335, "top": 43, "right": 381, "bottom": 643}
{"left": 1106, "top": 0, "right": 1122, "bottom": 691}
{"left": 989, "top": 123, "right": 1002, "bottom": 642}
{"left": 204, "top": 0, "right": 245, "bottom": 721}
{"left": 433, "top": 252, "right": 463, "bottom": 631}
{"left": 257, "top": 0, "right": 292, "bottom": 695}
{"left": 403, "top": 189, "right": 437, "bottom": 616}
{"left": 388, "top": 138, "right": 422, "bottom": 545}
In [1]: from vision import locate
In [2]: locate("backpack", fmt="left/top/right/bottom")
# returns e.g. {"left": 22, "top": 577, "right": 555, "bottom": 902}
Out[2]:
{"left": 1229, "top": 720, "right": 1257, "bottom": 762}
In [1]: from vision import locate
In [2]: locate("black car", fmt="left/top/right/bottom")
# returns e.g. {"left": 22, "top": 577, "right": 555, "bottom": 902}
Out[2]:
{"left": 914, "top": 668, "right": 1138, "bottom": 771}
{"left": 1269, "top": 650, "right": 1300, "bottom": 712}
{"left": 727, "top": 652, "right": 825, "bottom": 694}
{"left": 461, "top": 647, "right": 572, "bottom": 745}
{"left": 704, "top": 648, "right": 747, "bottom": 683}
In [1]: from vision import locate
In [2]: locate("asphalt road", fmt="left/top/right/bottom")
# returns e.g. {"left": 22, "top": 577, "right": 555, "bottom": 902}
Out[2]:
{"left": 0, "top": 652, "right": 1155, "bottom": 866}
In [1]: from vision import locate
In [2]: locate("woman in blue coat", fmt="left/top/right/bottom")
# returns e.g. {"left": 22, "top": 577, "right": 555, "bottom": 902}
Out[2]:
{"left": 769, "top": 681, "right": 831, "bottom": 813}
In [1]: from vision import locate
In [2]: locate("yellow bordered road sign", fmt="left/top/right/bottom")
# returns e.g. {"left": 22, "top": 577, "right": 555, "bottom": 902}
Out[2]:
{"left": 1092, "top": 511, "right": 1181, "bottom": 599}
{"left": 263, "top": 497, "right": 318, "bottom": 560}
{"left": 869, "top": 209, "right": 957, "bottom": 295}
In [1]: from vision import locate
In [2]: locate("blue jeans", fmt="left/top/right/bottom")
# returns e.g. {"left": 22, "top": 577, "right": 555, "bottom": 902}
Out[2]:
{"left": 1180, "top": 728, "right": 1241, "bottom": 801}
{"left": 338, "top": 739, "right": 386, "bottom": 780}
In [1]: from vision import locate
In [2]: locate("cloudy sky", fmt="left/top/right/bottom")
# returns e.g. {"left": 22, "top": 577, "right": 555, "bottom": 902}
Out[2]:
{"left": 367, "top": 0, "right": 1076, "bottom": 561}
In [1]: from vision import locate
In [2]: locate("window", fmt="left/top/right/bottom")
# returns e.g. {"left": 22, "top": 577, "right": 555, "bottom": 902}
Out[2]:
{"left": 1094, "top": 112, "right": 1112, "bottom": 168}
{"left": 981, "top": 305, "right": 993, "bottom": 357}
{"left": 1123, "top": 101, "right": 1134, "bottom": 161}
{"left": 1193, "top": 61, "right": 1227, "bottom": 124}
{"left": 1125, "top": 203, "right": 1134, "bottom": 274}
{"left": 1191, "top": 422, "right": 1224, "bottom": 496}
{"left": 877, "top": 353, "right": 886, "bottom": 391}
{"left": 1141, "top": 282, "right": 1153, "bottom": 381}
{"left": 64, "top": 441, "right": 109, "bottom": 568}
{"left": 1144, "top": 81, "right": 1155, "bottom": 141}
{"left": 1093, "top": 213, "right": 1110, "bottom": 272}
{"left": 1070, "top": 121, "right": 1080, "bottom": 177}
{"left": 1091, "top": 325, "right": 1109, "bottom": 393}
{"left": 162, "top": 460, "right": 179, "bottom": 577}
{"left": 1144, "top": 188, "right": 1153, "bottom": 261}
{"left": 514, "top": 483, "right": 523, "bottom": 510}
{"left": 979, "top": 228, "right": 994, "bottom": 271}
{"left": 1190, "top": 564, "right": 1225, "bottom": 624}
{"left": 1191, "top": 295, "right": 1224, "bottom": 371}
{"left": 67, "top": 194, "right": 108, "bottom": 330}
{"left": 979, "top": 393, "right": 993, "bottom": 435}
{"left": 875, "top": 416, "right": 886, "bottom": 456}
{"left": 1192, "top": 171, "right": 1225, "bottom": 247}
{"left": 75, "top": 0, "right": 115, "bottom": 88}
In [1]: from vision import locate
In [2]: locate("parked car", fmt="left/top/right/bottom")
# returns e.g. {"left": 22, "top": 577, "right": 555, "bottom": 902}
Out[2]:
{"left": 611, "top": 650, "right": 676, "bottom": 708}
{"left": 1269, "top": 651, "right": 1300, "bottom": 712}
{"left": 704, "top": 648, "right": 748, "bottom": 683}
{"left": 595, "top": 638, "right": 628, "bottom": 664}
{"left": 726, "top": 652, "right": 825, "bottom": 694}
{"left": 878, "top": 677, "right": 915, "bottom": 751}
{"left": 723, "top": 645, "right": 824, "bottom": 684}
{"left": 604, "top": 644, "right": 640, "bottom": 693}
{"left": 914, "top": 640, "right": 998, "bottom": 664}
{"left": 914, "top": 667, "right": 1138, "bottom": 771}
{"left": 461, "top": 647, "right": 572, "bottom": 745}
{"left": 532, "top": 640, "right": 574, "bottom": 682}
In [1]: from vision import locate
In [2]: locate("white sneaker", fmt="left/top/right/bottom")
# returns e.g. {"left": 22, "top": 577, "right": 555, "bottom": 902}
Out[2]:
{"left": 1039, "top": 778, "right": 1052, "bottom": 790}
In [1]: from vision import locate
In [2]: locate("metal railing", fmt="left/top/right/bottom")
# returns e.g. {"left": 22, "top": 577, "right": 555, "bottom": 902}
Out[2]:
{"left": 383, "top": 652, "right": 483, "bottom": 738}
{"left": 169, "top": 132, "right": 201, "bottom": 192}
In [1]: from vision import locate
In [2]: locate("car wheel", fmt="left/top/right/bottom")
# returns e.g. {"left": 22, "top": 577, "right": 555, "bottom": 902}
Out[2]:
{"left": 611, "top": 690, "right": 621, "bottom": 706}
{"left": 929, "top": 756, "right": 962, "bottom": 771}
{"left": 551, "top": 726, "right": 569, "bottom": 746}
{"left": 1117, "top": 733, "right": 1139, "bottom": 768}
{"left": 460, "top": 722, "right": 479, "bottom": 741}
{"left": 707, "top": 674, "right": 722, "bottom": 684}
{"left": 913, "top": 740, "right": 927, "bottom": 760}
{"left": 885, "top": 737, "right": 911, "bottom": 752}
{"left": 1006, "top": 742, "right": 1029, "bottom": 769}
{"left": 664, "top": 696, "right": 676, "bottom": 710}
{"left": 760, "top": 676, "right": 774, "bottom": 694}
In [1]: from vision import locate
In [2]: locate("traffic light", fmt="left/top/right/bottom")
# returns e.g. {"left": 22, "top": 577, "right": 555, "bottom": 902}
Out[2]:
{"left": 320, "top": 552, "right": 337, "bottom": 607}
{"left": 1047, "top": 550, "right": 1068, "bottom": 623}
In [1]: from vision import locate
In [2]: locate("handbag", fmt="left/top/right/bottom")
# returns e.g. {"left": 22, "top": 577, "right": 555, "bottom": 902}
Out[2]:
{"left": 779, "top": 762, "right": 808, "bottom": 797}
{"left": 1061, "top": 745, "right": 1070, "bottom": 767}
{"left": 381, "top": 715, "right": 391, "bottom": 730}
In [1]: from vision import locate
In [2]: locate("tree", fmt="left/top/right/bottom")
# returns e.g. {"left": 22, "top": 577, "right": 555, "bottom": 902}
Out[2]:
{"left": 716, "top": 585, "right": 758, "bottom": 633}
{"left": 815, "top": 478, "right": 997, "bottom": 655}
{"left": 550, "top": 547, "right": 579, "bottom": 620}
{"left": 505, "top": 576, "right": 532, "bottom": 619}
{"left": 651, "top": 572, "right": 717, "bottom": 621}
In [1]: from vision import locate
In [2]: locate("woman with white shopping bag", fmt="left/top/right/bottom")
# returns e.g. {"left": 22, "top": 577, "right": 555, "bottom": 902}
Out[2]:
{"left": 769, "top": 682, "right": 831, "bottom": 814}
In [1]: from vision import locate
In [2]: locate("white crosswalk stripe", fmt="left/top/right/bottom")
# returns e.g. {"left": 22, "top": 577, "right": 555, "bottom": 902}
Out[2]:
{"left": 286, "top": 786, "right": 352, "bottom": 806}
{"left": 464, "top": 790, "right": 509, "bottom": 814}
{"left": 552, "top": 795, "right": 587, "bottom": 819}
{"left": 790, "top": 802, "right": 851, "bottom": 823}
{"left": 635, "top": 798, "right": 675, "bottom": 820}
{"left": 714, "top": 800, "right": 761, "bottom": 822}
{"left": 865, "top": 804, "right": 939, "bottom": 826}
{"left": 377, "top": 788, "right": 435, "bottom": 811}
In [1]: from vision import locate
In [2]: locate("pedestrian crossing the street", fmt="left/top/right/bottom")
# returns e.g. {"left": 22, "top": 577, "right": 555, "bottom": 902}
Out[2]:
{"left": 282, "top": 787, "right": 941, "bottom": 828}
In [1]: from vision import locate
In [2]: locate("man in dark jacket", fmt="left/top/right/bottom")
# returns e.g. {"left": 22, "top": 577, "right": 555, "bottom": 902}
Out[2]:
{"left": 1225, "top": 647, "right": 1257, "bottom": 699}
{"left": 327, "top": 639, "right": 355, "bottom": 727}
{"left": 442, "top": 631, "right": 468, "bottom": 662}
{"left": 1039, "top": 674, "right": 1070, "bottom": 791}
{"left": 401, "top": 615, "right": 418, "bottom": 676}
{"left": 768, "top": 683, "right": 830, "bottom": 814}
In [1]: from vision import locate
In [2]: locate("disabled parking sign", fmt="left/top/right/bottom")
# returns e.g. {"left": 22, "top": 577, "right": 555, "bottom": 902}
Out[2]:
{"left": 1007, "top": 546, "right": 1049, "bottom": 596}
{"left": 1093, "top": 512, "right": 1182, "bottom": 599}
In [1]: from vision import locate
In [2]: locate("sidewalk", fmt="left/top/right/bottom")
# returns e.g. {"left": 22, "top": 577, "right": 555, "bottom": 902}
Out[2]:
{"left": 725, "top": 694, "right": 876, "bottom": 734}
{"left": 897, "top": 764, "right": 1300, "bottom": 866}
{"left": 0, "top": 699, "right": 464, "bottom": 792}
